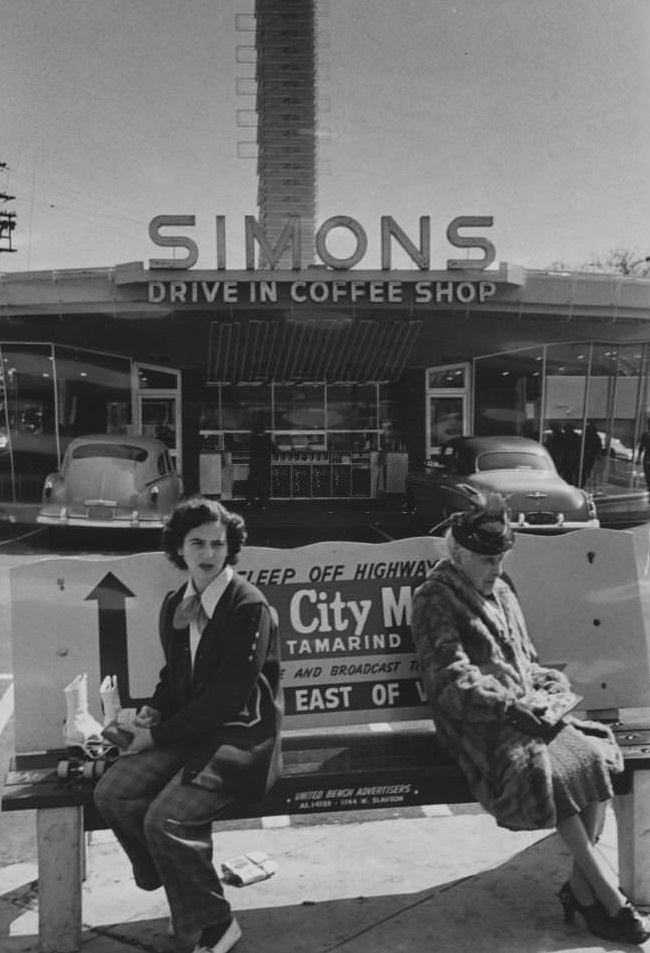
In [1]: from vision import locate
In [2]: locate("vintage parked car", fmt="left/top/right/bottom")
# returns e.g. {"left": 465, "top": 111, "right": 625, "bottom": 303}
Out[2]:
{"left": 37, "top": 434, "right": 182, "bottom": 529}
{"left": 405, "top": 435, "right": 599, "bottom": 533}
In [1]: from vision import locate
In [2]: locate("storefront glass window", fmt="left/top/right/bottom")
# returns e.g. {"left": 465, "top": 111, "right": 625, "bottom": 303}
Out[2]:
{"left": 0, "top": 344, "right": 57, "bottom": 503}
{"left": 379, "top": 383, "right": 405, "bottom": 451}
{"left": 274, "top": 384, "right": 325, "bottom": 430}
{"left": 0, "top": 361, "right": 11, "bottom": 501}
{"left": 200, "top": 390, "right": 221, "bottom": 431}
{"left": 586, "top": 344, "right": 643, "bottom": 493}
{"left": 429, "top": 396, "right": 465, "bottom": 450}
{"left": 474, "top": 347, "right": 543, "bottom": 439}
{"left": 473, "top": 340, "right": 649, "bottom": 506}
{"left": 221, "top": 384, "right": 272, "bottom": 430}
{"left": 543, "top": 343, "right": 590, "bottom": 483}
{"left": 328, "top": 431, "right": 377, "bottom": 452}
{"left": 137, "top": 366, "right": 179, "bottom": 389}
{"left": 427, "top": 366, "right": 466, "bottom": 389}
{"left": 54, "top": 347, "right": 132, "bottom": 451}
{"left": 326, "top": 384, "right": 377, "bottom": 429}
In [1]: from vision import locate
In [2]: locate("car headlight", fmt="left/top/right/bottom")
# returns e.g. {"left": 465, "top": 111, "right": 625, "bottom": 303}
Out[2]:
{"left": 149, "top": 485, "right": 160, "bottom": 506}
{"left": 43, "top": 477, "right": 54, "bottom": 500}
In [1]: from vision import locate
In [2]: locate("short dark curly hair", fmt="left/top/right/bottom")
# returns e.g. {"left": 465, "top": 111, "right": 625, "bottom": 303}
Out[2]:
{"left": 161, "top": 497, "right": 247, "bottom": 569}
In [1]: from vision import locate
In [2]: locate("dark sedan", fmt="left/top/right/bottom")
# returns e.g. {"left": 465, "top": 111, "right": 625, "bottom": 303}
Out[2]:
{"left": 406, "top": 435, "right": 599, "bottom": 533}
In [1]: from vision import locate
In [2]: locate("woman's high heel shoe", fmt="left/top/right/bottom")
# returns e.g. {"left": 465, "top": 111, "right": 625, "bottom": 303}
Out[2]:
{"left": 558, "top": 881, "right": 650, "bottom": 944}
{"left": 608, "top": 902, "right": 650, "bottom": 945}
{"left": 558, "top": 880, "right": 609, "bottom": 932}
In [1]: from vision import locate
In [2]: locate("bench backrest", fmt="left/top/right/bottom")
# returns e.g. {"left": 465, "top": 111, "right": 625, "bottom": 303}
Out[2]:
{"left": 8, "top": 528, "right": 650, "bottom": 756}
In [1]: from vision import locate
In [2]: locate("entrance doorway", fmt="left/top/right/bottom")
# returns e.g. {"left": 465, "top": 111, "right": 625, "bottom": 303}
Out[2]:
{"left": 425, "top": 363, "right": 470, "bottom": 459}
{"left": 135, "top": 363, "right": 182, "bottom": 472}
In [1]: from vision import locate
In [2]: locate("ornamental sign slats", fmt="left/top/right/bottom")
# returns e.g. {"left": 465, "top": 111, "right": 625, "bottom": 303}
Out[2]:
{"left": 318, "top": 325, "right": 343, "bottom": 380}
{"left": 287, "top": 320, "right": 310, "bottom": 381}
{"left": 207, "top": 319, "right": 422, "bottom": 384}
{"left": 273, "top": 320, "right": 294, "bottom": 382}
{"left": 315, "top": 325, "right": 343, "bottom": 380}
{"left": 363, "top": 321, "right": 390, "bottom": 382}
{"left": 243, "top": 320, "right": 267, "bottom": 381}
{"left": 333, "top": 321, "right": 374, "bottom": 382}
{"left": 390, "top": 322, "right": 423, "bottom": 380}
{"left": 370, "top": 322, "right": 397, "bottom": 382}
{"left": 260, "top": 319, "right": 280, "bottom": 381}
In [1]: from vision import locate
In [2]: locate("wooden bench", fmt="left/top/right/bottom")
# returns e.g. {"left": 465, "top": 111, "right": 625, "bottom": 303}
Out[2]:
{"left": 4, "top": 530, "right": 650, "bottom": 951}
{"left": 3, "top": 720, "right": 650, "bottom": 953}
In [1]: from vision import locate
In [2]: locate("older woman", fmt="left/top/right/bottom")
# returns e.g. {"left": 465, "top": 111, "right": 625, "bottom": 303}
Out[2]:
{"left": 411, "top": 491, "right": 649, "bottom": 945}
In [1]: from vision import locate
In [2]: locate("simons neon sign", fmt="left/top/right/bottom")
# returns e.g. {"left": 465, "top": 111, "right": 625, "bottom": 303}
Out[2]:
{"left": 148, "top": 214, "right": 496, "bottom": 272}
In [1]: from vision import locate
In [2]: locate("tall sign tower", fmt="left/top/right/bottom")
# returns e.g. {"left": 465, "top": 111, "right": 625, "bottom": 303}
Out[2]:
{"left": 252, "top": 0, "right": 317, "bottom": 267}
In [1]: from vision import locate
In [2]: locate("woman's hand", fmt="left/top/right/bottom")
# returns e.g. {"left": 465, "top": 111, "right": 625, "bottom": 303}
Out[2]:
{"left": 133, "top": 705, "right": 161, "bottom": 728}
{"left": 123, "top": 727, "right": 155, "bottom": 756}
{"left": 506, "top": 700, "right": 551, "bottom": 737}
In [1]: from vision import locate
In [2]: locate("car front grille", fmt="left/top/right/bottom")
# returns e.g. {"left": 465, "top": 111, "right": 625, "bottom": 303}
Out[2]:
{"left": 522, "top": 510, "right": 558, "bottom": 525}
{"left": 87, "top": 505, "right": 115, "bottom": 521}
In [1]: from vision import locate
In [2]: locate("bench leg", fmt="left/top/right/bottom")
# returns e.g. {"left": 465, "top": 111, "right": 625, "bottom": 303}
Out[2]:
{"left": 615, "top": 772, "right": 650, "bottom": 905}
{"left": 36, "top": 806, "right": 83, "bottom": 953}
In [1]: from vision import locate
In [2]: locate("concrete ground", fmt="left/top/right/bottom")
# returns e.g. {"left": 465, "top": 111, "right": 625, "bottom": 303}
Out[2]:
{"left": 0, "top": 803, "right": 648, "bottom": 953}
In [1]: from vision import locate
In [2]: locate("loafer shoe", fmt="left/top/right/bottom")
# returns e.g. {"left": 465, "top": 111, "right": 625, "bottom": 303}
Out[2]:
{"left": 192, "top": 916, "right": 242, "bottom": 953}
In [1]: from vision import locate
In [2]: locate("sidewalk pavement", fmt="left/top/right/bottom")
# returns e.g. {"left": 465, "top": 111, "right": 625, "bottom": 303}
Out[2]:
{"left": 0, "top": 803, "right": 646, "bottom": 953}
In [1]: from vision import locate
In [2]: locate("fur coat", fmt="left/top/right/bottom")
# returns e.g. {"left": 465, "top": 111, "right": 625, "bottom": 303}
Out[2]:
{"left": 411, "top": 559, "right": 623, "bottom": 830}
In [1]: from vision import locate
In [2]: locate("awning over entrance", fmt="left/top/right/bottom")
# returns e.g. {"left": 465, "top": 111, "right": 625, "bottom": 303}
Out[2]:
{"left": 207, "top": 318, "right": 422, "bottom": 383}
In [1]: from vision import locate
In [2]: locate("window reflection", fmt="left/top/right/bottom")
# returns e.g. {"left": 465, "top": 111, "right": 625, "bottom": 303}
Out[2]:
{"left": 0, "top": 344, "right": 57, "bottom": 503}
{"left": 474, "top": 340, "right": 649, "bottom": 500}
{"left": 55, "top": 347, "right": 132, "bottom": 450}
{"left": 274, "top": 384, "right": 325, "bottom": 430}
{"left": 474, "top": 347, "right": 543, "bottom": 439}
{"left": 327, "top": 384, "right": 377, "bottom": 430}
{"left": 220, "top": 384, "right": 271, "bottom": 431}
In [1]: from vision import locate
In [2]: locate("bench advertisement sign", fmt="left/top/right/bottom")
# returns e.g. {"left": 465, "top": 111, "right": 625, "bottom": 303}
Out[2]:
{"left": 9, "top": 529, "right": 650, "bottom": 754}
{"left": 237, "top": 538, "right": 441, "bottom": 727}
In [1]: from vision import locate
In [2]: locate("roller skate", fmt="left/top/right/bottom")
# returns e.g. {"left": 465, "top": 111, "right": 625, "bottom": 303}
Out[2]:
{"left": 57, "top": 674, "right": 120, "bottom": 782}
{"left": 100, "top": 673, "right": 121, "bottom": 727}
{"left": 100, "top": 674, "right": 136, "bottom": 751}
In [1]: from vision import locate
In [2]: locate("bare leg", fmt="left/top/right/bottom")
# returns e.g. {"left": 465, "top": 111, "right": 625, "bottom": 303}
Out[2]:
{"left": 568, "top": 801, "right": 607, "bottom": 906}
{"left": 558, "top": 811, "right": 626, "bottom": 916}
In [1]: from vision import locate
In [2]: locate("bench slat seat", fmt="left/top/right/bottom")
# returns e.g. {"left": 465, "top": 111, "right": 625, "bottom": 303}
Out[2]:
{"left": 3, "top": 723, "right": 649, "bottom": 953}
{"left": 2, "top": 726, "right": 475, "bottom": 823}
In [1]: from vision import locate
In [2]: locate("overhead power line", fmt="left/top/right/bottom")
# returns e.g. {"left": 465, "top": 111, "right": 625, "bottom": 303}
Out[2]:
{"left": 0, "top": 161, "right": 17, "bottom": 253}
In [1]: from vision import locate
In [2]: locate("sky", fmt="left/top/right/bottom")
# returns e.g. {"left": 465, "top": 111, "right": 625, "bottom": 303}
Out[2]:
{"left": 1, "top": 0, "right": 649, "bottom": 274}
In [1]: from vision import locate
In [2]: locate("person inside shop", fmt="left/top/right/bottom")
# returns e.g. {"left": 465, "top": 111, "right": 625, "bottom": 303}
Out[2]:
{"left": 581, "top": 420, "right": 603, "bottom": 487}
{"left": 637, "top": 418, "right": 650, "bottom": 491}
{"left": 94, "top": 496, "right": 283, "bottom": 953}
{"left": 246, "top": 418, "right": 278, "bottom": 507}
{"left": 544, "top": 421, "right": 566, "bottom": 473}
{"left": 411, "top": 491, "right": 649, "bottom": 945}
{"left": 560, "top": 422, "right": 581, "bottom": 484}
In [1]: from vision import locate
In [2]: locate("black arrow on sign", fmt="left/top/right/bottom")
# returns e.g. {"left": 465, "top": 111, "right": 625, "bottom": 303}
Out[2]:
{"left": 85, "top": 572, "right": 146, "bottom": 708}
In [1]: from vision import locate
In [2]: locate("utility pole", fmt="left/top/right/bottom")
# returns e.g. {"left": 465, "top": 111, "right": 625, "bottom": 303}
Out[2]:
{"left": 0, "top": 162, "right": 17, "bottom": 253}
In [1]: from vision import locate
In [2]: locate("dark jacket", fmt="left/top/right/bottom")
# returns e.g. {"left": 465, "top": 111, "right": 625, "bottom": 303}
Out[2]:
{"left": 149, "top": 574, "right": 283, "bottom": 800}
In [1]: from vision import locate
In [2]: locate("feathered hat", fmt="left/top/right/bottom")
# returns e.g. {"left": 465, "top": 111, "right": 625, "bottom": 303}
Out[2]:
{"left": 447, "top": 490, "right": 514, "bottom": 555}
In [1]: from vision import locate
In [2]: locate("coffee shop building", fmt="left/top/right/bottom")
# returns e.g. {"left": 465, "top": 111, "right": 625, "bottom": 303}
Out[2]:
{"left": 0, "top": 259, "right": 649, "bottom": 520}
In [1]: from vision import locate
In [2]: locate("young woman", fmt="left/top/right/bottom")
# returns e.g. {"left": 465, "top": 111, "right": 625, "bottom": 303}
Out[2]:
{"left": 411, "top": 492, "right": 649, "bottom": 946}
{"left": 94, "top": 497, "right": 283, "bottom": 953}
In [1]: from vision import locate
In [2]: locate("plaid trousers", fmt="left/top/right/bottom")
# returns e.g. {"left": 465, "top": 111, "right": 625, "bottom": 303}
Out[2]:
{"left": 93, "top": 744, "right": 234, "bottom": 939}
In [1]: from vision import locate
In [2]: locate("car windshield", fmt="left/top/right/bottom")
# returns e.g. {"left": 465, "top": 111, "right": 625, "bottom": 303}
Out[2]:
{"left": 476, "top": 451, "right": 550, "bottom": 472}
{"left": 71, "top": 444, "right": 148, "bottom": 463}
